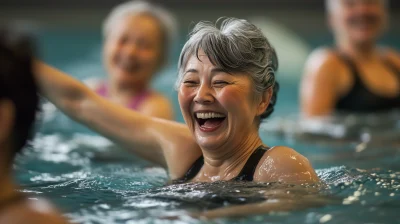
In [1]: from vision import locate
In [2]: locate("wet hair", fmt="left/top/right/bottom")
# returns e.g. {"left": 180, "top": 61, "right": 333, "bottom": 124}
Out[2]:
{"left": 103, "top": 0, "right": 177, "bottom": 66}
{"left": 0, "top": 27, "right": 38, "bottom": 158}
{"left": 176, "top": 18, "right": 279, "bottom": 120}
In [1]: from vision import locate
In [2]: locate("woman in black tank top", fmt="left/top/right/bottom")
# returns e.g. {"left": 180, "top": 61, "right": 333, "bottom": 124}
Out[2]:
{"left": 301, "top": 0, "right": 400, "bottom": 117}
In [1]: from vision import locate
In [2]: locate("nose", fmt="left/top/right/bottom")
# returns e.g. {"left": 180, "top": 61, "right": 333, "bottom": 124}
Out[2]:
{"left": 123, "top": 43, "right": 138, "bottom": 58}
{"left": 194, "top": 83, "right": 214, "bottom": 104}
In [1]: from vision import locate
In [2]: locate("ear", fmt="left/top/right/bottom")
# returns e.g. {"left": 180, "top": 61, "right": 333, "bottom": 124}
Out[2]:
{"left": 0, "top": 99, "right": 15, "bottom": 145}
{"left": 256, "top": 87, "right": 273, "bottom": 117}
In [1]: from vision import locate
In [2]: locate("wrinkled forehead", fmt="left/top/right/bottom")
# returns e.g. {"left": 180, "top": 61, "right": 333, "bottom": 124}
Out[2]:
{"left": 105, "top": 13, "right": 164, "bottom": 41}
{"left": 184, "top": 52, "right": 214, "bottom": 69}
{"left": 181, "top": 48, "right": 243, "bottom": 77}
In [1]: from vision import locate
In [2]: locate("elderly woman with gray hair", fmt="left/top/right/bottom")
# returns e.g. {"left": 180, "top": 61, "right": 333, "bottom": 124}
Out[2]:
{"left": 90, "top": 0, "right": 176, "bottom": 119}
{"left": 35, "top": 18, "right": 319, "bottom": 184}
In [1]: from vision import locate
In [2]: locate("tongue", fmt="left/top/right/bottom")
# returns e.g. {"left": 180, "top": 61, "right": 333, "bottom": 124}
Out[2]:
{"left": 202, "top": 118, "right": 224, "bottom": 128}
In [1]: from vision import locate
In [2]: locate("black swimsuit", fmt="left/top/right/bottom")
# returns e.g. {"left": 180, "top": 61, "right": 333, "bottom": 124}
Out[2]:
{"left": 335, "top": 54, "right": 400, "bottom": 113}
{"left": 172, "top": 145, "right": 270, "bottom": 184}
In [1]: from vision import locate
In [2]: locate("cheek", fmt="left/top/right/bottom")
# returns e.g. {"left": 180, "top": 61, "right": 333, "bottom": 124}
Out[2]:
{"left": 218, "top": 87, "right": 253, "bottom": 113}
{"left": 104, "top": 41, "right": 118, "bottom": 63}
{"left": 141, "top": 48, "right": 162, "bottom": 66}
{"left": 178, "top": 87, "right": 193, "bottom": 112}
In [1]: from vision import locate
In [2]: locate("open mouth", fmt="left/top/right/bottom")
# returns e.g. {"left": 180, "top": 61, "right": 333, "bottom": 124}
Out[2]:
{"left": 349, "top": 15, "right": 379, "bottom": 30}
{"left": 195, "top": 112, "right": 226, "bottom": 131}
{"left": 115, "top": 57, "right": 141, "bottom": 74}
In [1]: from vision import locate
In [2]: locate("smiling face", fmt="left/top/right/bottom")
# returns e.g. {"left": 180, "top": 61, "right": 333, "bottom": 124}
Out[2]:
{"left": 329, "top": 0, "right": 387, "bottom": 46}
{"left": 103, "top": 14, "right": 164, "bottom": 89}
{"left": 178, "top": 52, "right": 268, "bottom": 151}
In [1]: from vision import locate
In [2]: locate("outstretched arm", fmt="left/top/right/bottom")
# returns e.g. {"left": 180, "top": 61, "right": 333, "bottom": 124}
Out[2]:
{"left": 34, "top": 61, "right": 200, "bottom": 176}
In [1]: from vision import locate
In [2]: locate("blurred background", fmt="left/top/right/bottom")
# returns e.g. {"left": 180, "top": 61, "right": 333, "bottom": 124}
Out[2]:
{"left": 1, "top": 0, "right": 400, "bottom": 121}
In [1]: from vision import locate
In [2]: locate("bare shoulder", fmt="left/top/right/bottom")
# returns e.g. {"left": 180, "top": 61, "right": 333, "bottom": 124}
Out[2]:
{"left": 384, "top": 47, "right": 400, "bottom": 67}
{"left": 0, "top": 199, "right": 69, "bottom": 224}
{"left": 301, "top": 47, "right": 348, "bottom": 93}
{"left": 254, "top": 146, "right": 320, "bottom": 184}
{"left": 304, "top": 47, "right": 346, "bottom": 78}
{"left": 141, "top": 91, "right": 174, "bottom": 120}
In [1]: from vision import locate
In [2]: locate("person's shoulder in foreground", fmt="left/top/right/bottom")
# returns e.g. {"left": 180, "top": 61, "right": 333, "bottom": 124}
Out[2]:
{"left": 0, "top": 198, "right": 68, "bottom": 224}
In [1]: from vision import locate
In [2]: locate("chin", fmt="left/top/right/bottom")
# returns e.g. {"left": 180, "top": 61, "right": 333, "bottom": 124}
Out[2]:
{"left": 195, "top": 133, "right": 229, "bottom": 151}
{"left": 351, "top": 31, "right": 380, "bottom": 45}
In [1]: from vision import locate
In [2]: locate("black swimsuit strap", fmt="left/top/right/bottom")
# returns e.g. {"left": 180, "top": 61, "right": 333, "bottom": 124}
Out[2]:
{"left": 172, "top": 145, "right": 270, "bottom": 184}
{"left": 338, "top": 52, "right": 400, "bottom": 84}
{"left": 233, "top": 145, "right": 270, "bottom": 181}
{"left": 172, "top": 155, "right": 204, "bottom": 184}
{"left": 336, "top": 53, "right": 363, "bottom": 83}
{"left": 383, "top": 58, "right": 400, "bottom": 84}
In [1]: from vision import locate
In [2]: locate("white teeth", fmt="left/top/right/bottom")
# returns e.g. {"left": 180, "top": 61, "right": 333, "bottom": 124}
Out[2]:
{"left": 195, "top": 112, "right": 226, "bottom": 119}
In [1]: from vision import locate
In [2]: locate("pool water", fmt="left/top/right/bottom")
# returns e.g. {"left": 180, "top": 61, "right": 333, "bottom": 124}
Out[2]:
{"left": 14, "top": 29, "right": 400, "bottom": 224}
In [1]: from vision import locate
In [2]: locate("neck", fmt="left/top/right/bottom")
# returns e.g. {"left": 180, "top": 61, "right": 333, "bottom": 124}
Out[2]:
{"left": 200, "top": 131, "right": 263, "bottom": 181}
{"left": 108, "top": 80, "right": 148, "bottom": 101}
{"left": 336, "top": 38, "right": 379, "bottom": 61}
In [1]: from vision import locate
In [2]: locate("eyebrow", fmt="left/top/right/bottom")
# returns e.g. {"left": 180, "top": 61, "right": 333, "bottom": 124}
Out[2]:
{"left": 183, "top": 67, "right": 232, "bottom": 76}
{"left": 184, "top": 68, "right": 198, "bottom": 75}
{"left": 211, "top": 67, "right": 232, "bottom": 75}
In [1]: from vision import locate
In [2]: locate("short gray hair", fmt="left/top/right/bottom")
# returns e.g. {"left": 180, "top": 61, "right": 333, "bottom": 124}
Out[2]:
{"left": 176, "top": 18, "right": 279, "bottom": 119}
{"left": 103, "top": 1, "right": 177, "bottom": 64}
{"left": 325, "top": 0, "right": 388, "bottom": 13}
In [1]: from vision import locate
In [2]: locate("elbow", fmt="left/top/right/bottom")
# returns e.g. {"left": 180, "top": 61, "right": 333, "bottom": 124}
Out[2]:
{"left": 57, "top": 88, "right": 90, "bottom": 120}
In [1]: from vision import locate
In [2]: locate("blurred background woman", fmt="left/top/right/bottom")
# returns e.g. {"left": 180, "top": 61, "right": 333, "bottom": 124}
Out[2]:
{"left": 301, "top": 0, "right": 400, "bottom": 117}
{"left": 90, "top": 0, "right": 177, "bottom": 119}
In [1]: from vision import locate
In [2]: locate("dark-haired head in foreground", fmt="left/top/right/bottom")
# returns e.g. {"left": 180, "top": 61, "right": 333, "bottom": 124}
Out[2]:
{"left": 0, "top": 28, "right": 38, "bottom": 163}
{"left": 0, "top": 27, "right": 68, "bottom": 224}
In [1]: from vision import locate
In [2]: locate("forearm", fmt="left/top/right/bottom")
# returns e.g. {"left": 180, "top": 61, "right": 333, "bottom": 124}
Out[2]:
{"left": 34, "top": 61, "right": 168, "bottom": 166}
{"left": 34, "top": 60, "right": 90, "bottom": 117}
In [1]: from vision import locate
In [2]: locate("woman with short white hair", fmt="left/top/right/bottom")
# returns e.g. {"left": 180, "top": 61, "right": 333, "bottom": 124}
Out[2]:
{"left": 93, "top": 0, "right": 177, "bottom": 119}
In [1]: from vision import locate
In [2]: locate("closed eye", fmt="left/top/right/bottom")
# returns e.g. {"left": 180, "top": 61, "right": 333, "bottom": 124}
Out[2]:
{"left": 213, "top": 80, "right": 230, "bottom": 87}
{"left": 183, "top": 80, "right": 198, "bottom": 87}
